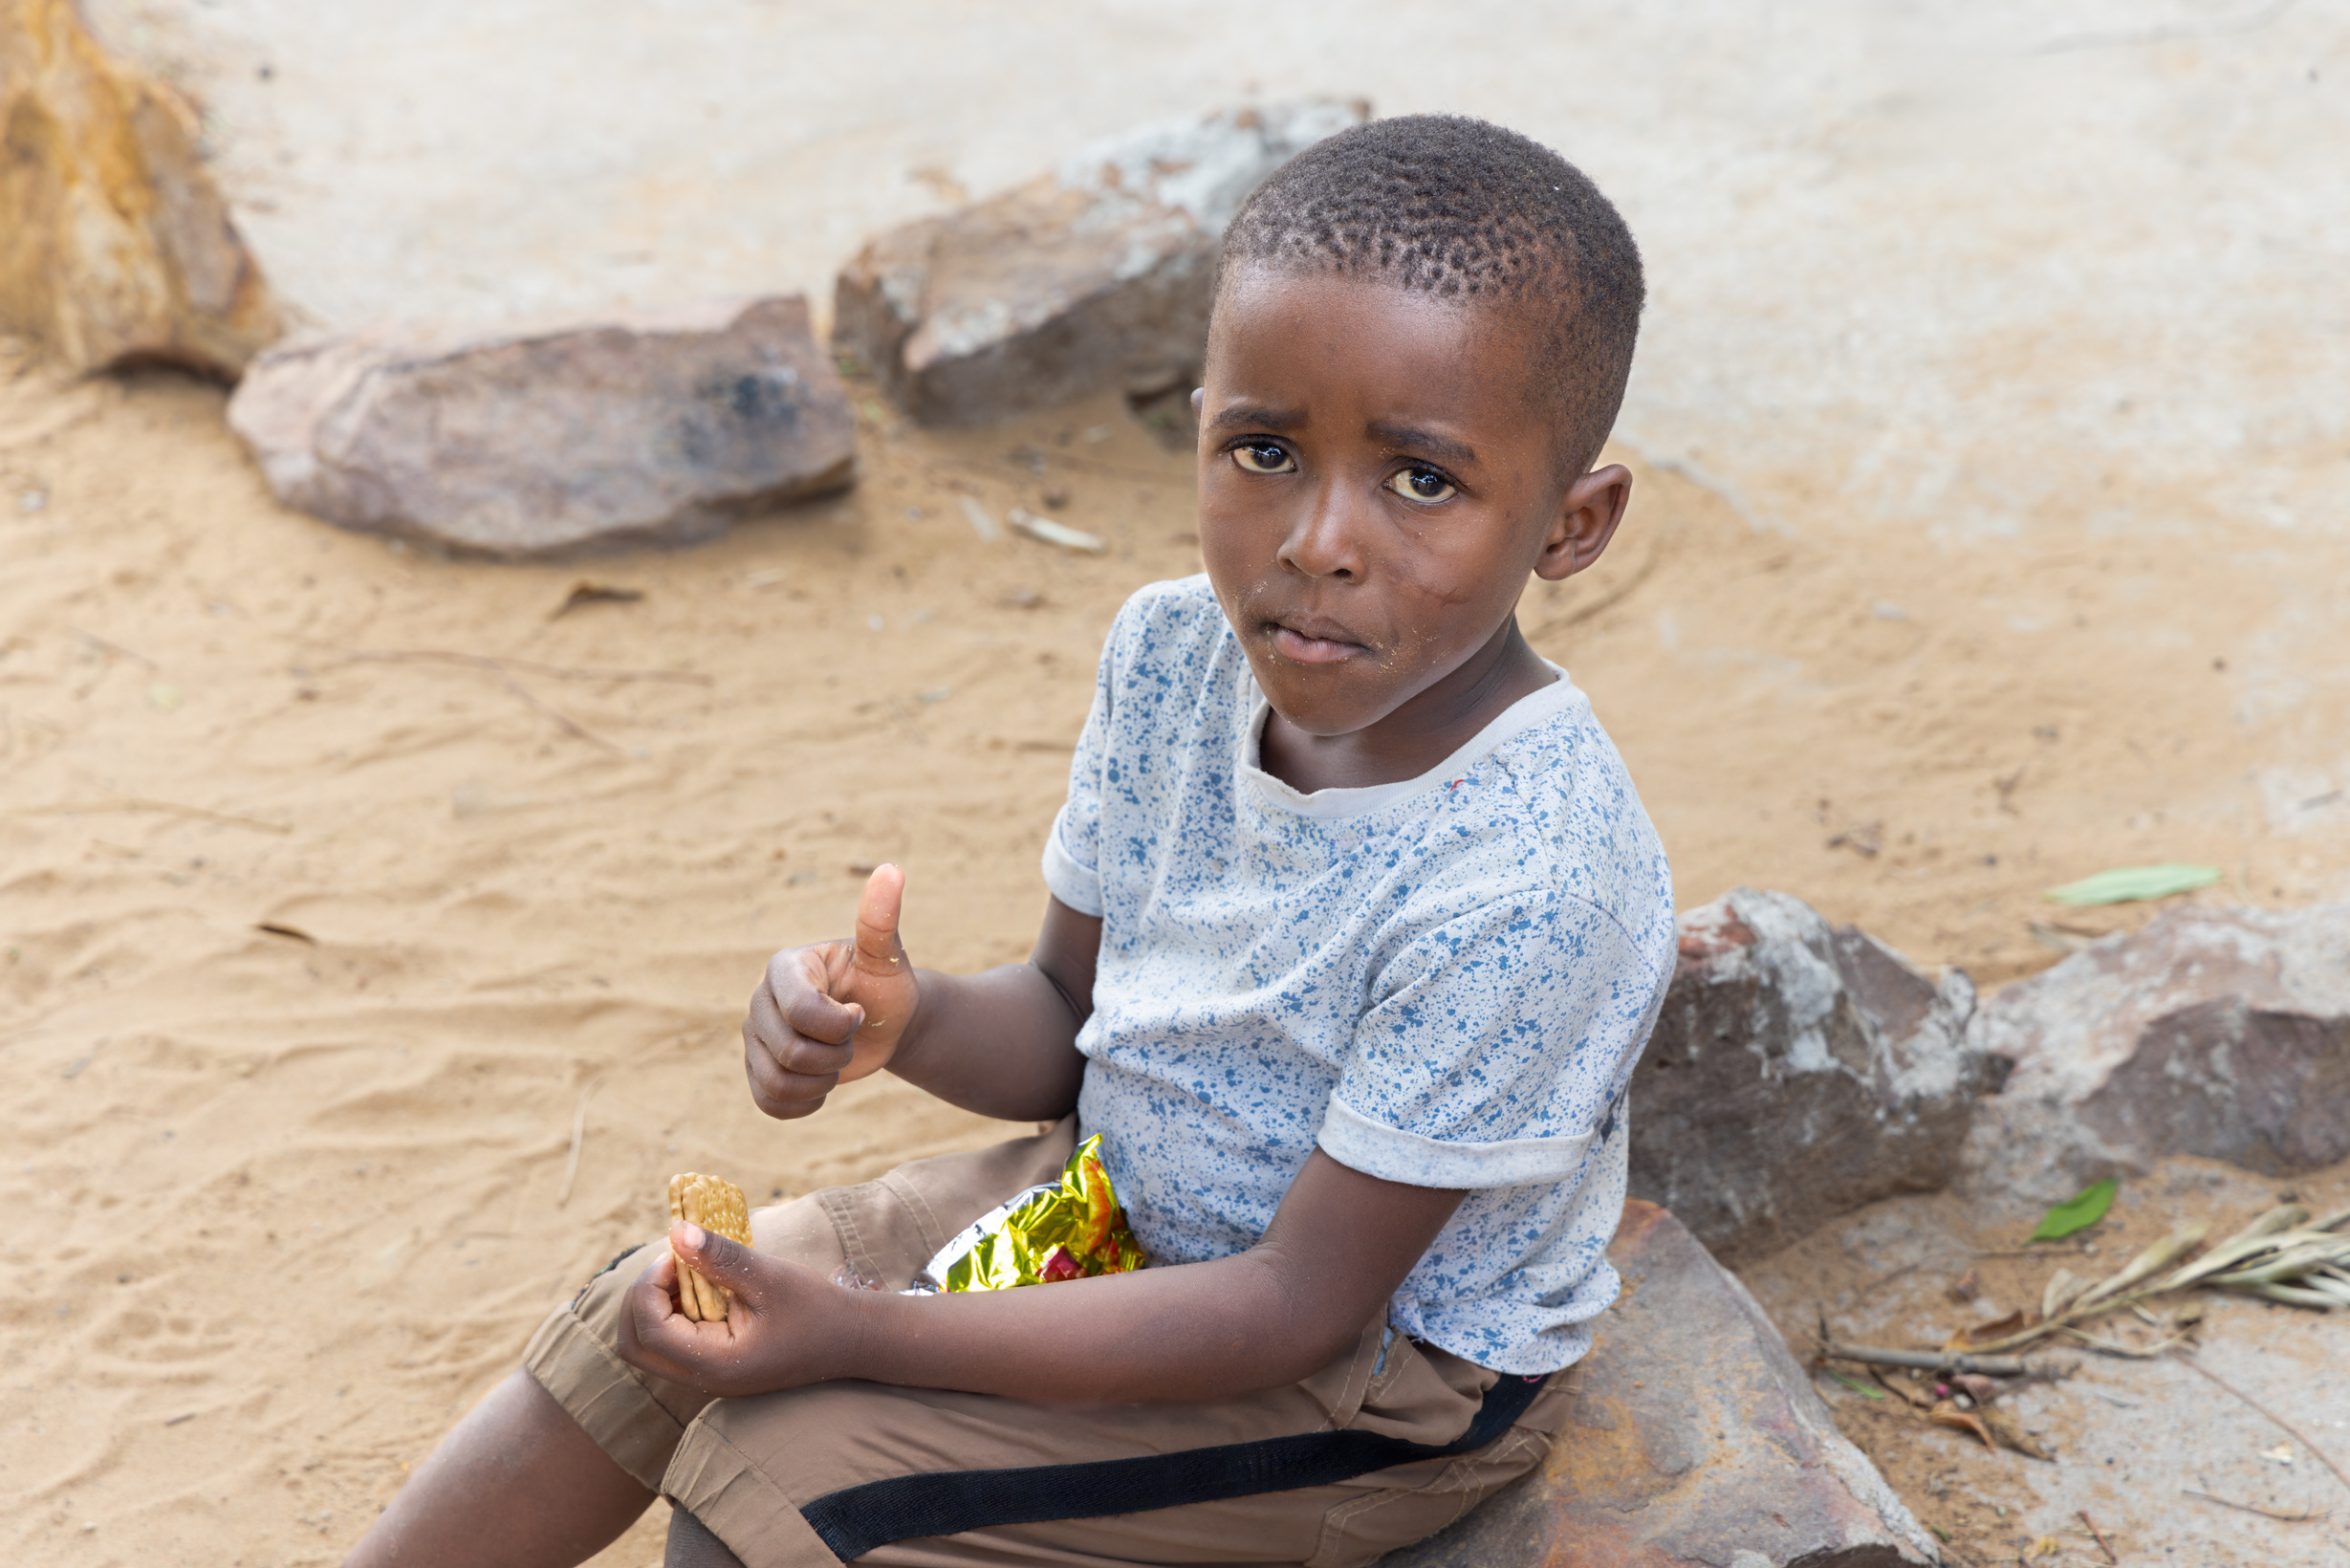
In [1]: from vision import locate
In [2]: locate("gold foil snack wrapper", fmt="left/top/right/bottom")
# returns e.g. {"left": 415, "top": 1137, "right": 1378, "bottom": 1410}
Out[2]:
{"left": 667, "top": 1172, "right": 752, "bottom": 1322}
{"left": 936, "top": 1134, "right": 1147, "bottom": 1293}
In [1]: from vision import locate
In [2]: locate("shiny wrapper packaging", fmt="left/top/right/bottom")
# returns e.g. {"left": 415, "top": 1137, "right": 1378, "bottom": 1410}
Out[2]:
{"left": 903, "top": 1134, "right": 1148, "bottom": 1295}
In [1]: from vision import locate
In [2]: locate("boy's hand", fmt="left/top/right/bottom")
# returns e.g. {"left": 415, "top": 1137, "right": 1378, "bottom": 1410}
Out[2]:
{"left": 742, "top": 864, "right": 919, "bottom": 1120}
{"left": 615, "top": 1223, "right": 854, "bottom": 1397}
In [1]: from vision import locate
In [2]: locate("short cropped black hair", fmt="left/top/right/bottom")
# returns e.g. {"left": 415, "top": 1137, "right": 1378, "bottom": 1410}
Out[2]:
{"left": 1217, "top": 115, "right": 1643, "bottom": 476}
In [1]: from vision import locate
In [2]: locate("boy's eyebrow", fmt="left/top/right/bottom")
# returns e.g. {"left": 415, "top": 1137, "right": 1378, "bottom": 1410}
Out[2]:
{"left": 1208, "top": 403, "right": 1306, "bottom": 433}
{"left": 1366, "top": 421, "right": 1478, "bottom": 468}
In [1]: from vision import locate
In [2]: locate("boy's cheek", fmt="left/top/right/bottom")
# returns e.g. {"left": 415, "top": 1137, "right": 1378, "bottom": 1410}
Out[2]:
{"left": 1195, "top": 517, "right": 1265, "bottom": 607}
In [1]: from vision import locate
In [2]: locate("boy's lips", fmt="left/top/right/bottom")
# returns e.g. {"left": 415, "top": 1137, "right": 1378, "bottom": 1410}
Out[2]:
{"left": 1266, "top": 616, "right": 1367, "bottom": 664}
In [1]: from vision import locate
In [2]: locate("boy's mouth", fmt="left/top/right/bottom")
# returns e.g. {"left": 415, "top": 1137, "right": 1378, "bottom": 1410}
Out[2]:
{"left": 1265, "top": 615, "right": 1367, "bottom": 665}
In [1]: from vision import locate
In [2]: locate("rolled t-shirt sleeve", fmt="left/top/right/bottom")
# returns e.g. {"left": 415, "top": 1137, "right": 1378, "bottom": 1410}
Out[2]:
{"left": 1319, "top": 890, "right": 1665, "bottom": 1190}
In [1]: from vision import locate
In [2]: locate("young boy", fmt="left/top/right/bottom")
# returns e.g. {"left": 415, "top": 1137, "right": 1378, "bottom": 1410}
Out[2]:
{"left": 348, "top": 114, "right": 1673, "bottom": 1568}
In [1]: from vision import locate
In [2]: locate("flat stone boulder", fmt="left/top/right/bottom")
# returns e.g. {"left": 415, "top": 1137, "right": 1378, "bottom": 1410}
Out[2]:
{"left": 834, "top": 99, "right": 1365, "bottom": 425}
{"left": 1382, "top": 1201, "right": 1936, "bottom": 1568}
{"left": 1626, "top": 888, "right": 1986, "bottom": 1264}
{"left": 1963, "top": 902, "right": 2350, "bottom": 1202}
{"left": 226, "top": 297, "right": 855, "bottom": 557}
{"left": 0, "top": 0, "right": 282, "bottom": 376}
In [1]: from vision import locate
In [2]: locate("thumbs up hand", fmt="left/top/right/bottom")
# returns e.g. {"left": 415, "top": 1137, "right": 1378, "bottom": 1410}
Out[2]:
{"left": 741, "top": 864, "right": 923, "bottom": 1121}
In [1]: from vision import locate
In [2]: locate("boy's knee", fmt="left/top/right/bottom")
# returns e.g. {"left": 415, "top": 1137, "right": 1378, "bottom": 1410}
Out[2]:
{"left": 665, "top": 1504, "right": 749, "bottom": 1568}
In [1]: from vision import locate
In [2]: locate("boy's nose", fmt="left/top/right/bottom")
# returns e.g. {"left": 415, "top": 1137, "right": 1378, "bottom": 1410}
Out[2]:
{"left": 1277, "top": 479, "right": 1366, "bottom": 582}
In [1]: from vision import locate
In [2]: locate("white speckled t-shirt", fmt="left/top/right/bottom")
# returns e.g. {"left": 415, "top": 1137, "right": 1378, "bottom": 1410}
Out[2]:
{"left": 1044, "top": 577, "right": 1676, "bottom": 1374}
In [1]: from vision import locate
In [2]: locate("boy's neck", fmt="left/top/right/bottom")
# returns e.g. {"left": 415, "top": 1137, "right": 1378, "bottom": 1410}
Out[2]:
{"left": 1256, "top": 620, "right": 1555, "bottom": 796}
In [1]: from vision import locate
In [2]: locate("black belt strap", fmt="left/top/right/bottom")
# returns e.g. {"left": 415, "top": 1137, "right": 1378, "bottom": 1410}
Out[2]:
{"left": 800, "top": 1369, "right": 1549, "bottom": 1561}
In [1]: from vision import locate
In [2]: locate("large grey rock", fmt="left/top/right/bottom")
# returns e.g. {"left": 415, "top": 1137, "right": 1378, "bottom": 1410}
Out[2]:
{"left": 1963, "top": 902, "right": 2350, "bottom": 1202}
{"left": 226, "top": 296, "right": 855, "bottom": 557}
{"left": 1381, "top": 1201, "right": 1937, "bottom": 1568}
{"left": 833, "top": 100, "right": 1365, "bottom": 425}
{"left": 1627, "top": 888, "right": 1986, "bottom": 1265}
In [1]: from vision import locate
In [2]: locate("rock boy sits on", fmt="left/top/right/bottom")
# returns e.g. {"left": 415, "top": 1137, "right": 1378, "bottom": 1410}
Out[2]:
{"left": 349, "top": 114, "right": 1675, "bottom": 1568}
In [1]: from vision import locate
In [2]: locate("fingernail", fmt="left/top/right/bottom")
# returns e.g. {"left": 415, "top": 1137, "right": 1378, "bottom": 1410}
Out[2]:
{"left": 682, "top": 1223, "right": 707, "bottom": 1249}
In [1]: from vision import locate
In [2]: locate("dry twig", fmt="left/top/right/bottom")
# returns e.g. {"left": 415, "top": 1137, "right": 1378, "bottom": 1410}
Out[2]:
{"left": 1818, "top": 1340, "right": 2031, "bottom": 1378}
{"left": 2176, "top": 1354, "right": 2350, "bottom": 1495}
{"left": 72, "top": 626, "right": 159, "bottom": 669}
{"left": 2180, "top": 1488, "right": 2331, "bottom": 1524}
{"left": 2076, "top": 1511, "right": 2117, "bottom": 1565}
{"left": 1857, "top": 1259, "right": 1927, "bottom": 1298}
{"left": 555, "top": 1087, "right": 594, "bottom": 1209}
{"left": 337, "top": 650, "right": 628, "bottom": 750}
{"left": 13, "top": 796, "right": 292, "bottom": 834}
{"left": 338, "top": 649, "right": 709, "bottom": 685}
{"left": 2056, "top": 1325, "right": 2189, "bottom": 1359}
{"left": 1961, "top": 1216, "right": 2342, "bottom": 1357}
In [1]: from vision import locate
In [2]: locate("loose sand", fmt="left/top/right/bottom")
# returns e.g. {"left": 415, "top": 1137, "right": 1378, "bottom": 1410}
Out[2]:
{"left": 6, "top": 7, "right": 2350, "bottom": 1559}
{"left": 13, "top": 18, "right": 2350, "bottom": 1560}
{"left": 4, "top": 338, "right": 2345, "bottom": 1564}
{"left": 1742, "top": 1154, "right": 2350, "bottom": 1567}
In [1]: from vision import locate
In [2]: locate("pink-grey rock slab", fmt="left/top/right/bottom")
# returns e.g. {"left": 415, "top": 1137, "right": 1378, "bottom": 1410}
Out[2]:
{"left": 833, "top": 100, "right": 1364, "bottom": 425}
{"left": 1963, "top": 901, "right": 2350, "bottom": 1203}
{"left": 1627, "top": 888, "right": 1987, "bottom": 1266}
{"left": 1379, "top": 1201, "right": 1938, "bottom": 1568}
{"left": 226, "top": 296, "right": 854, "bottom": 557}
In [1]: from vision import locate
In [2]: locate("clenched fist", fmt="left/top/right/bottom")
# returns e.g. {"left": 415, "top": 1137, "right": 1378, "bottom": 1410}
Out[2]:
{"left": 741, "top": 864, "right": 921, "bottom": 1120}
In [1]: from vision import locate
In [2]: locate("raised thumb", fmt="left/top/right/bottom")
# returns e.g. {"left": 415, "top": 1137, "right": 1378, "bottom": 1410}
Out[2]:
{"left": 852, "top": 863, "right": 906, "bottom": 973}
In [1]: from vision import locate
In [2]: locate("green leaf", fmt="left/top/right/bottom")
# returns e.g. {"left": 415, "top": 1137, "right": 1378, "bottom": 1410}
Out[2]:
{"left": 2044, "top": 863, "right": 2222, "bottom": 906}
{"left": 2033, "top": 1180, "right": 2116, "bottom": 1241}
{"left": 1823, "top": 1368, "right": 1886, "bottom": 1400}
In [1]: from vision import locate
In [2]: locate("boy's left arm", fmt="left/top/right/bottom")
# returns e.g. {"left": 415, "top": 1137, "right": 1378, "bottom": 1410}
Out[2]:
{"left": 616, "top": 1152, "right": 1463, "bottom": 1405}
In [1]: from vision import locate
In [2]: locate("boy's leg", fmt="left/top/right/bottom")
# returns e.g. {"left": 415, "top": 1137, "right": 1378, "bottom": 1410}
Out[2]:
{"left": 660, "top": 1323, "right": 1580, "bottom": 1568}
{"left": 669, "top": 1505, "right": 751, "bottom": 1568}
{"left": 348, "top": 1121, "right": 1082, "bottom": 1568}
{"left": 345, "top": 1367, "right": 657, "bottom": 1568}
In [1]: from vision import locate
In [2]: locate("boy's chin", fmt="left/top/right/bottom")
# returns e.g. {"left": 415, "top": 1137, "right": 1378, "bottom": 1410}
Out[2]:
{"left": 1251, "top": 665, "right": 1398, "bottom": 743}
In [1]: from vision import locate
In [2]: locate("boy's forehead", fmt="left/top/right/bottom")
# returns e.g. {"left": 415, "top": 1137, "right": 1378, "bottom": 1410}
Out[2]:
{"left": 1208, "top": 269, "right": 1553, "bottom": 413}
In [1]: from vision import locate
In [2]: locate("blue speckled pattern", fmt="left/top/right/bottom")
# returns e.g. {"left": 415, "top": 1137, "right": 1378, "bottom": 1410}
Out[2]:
{"left": 1042, "top": 577, "right": 1676, "bottom": 1374}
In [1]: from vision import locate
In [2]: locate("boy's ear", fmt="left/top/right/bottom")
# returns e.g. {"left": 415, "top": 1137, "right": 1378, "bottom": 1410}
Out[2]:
{"left": 1190, "top": 387, "right": 1205, "bottom": 416}
{"left": 1534, "top": 464, "right": 1633, "bottom": 581}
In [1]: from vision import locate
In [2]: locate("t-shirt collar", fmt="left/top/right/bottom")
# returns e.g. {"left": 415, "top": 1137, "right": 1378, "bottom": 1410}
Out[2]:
{"left": 1239, "top": 663, "right": 1580, "bottom": 821}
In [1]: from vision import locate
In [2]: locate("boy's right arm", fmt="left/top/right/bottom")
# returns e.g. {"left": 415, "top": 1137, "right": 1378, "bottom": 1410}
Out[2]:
{"left": 742, "top": 864, "right": 1098, "bottom": 1124}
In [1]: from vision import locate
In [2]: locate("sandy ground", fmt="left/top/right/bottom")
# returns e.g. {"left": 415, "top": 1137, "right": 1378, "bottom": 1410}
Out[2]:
{"left": 6, "top": 341, "right": 2348, "bottom": 1565}
{"left": 1743, "top": 1155, "right": 2350, "bottom": 1567}
{"left": 7, "top": 2, "right": 2350, "bottom": 1563}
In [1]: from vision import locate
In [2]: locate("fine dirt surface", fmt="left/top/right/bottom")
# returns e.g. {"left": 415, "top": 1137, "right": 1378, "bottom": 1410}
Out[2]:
{"left": 1741, "top": 1156, "right": 2350, "bottom": 1567}
{"left": 7, "top": 8, "right": 2350, "bottom": 1562}
{"left": 5, "top": 336, "right": 2347, "bottom": 1565}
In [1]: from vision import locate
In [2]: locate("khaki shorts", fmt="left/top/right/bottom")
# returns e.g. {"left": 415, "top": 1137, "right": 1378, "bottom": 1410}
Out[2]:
{"left": 524, "top": 1120, "right": 1579, "bottom": 1567}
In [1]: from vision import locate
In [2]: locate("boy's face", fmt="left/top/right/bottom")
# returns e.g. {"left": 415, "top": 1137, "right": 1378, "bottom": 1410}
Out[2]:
{"left": 1195, "top": 267, "right": 1628, "bottom": 743}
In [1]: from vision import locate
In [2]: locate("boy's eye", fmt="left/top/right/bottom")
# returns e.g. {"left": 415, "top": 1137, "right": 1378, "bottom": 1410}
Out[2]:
{"left": 1229, "top": 443, "right": 1295, "bottom": 475}
{"left": 1386, "top": 467, "right": 1457, "bottom": 504}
